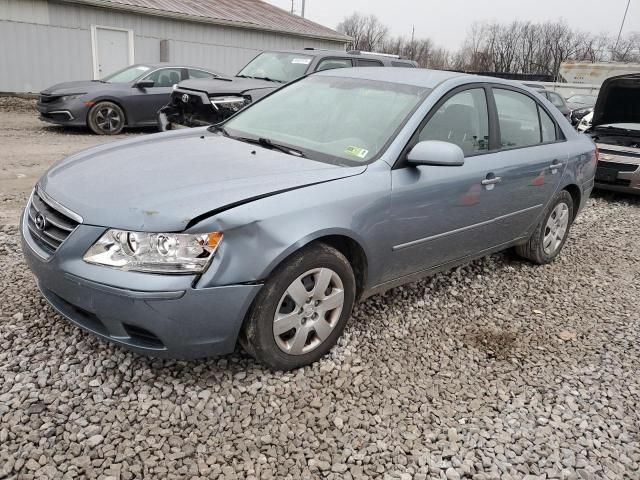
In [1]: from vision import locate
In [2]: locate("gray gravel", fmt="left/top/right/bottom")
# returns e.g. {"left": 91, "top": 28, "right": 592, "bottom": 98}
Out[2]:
{"left": 1, "top": 111, "right": 640, "bottom": 479}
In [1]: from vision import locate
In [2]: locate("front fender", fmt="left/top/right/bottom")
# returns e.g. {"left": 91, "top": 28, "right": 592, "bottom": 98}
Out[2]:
{"left": 189, "top": 163, "right": 392, "bottom": 290}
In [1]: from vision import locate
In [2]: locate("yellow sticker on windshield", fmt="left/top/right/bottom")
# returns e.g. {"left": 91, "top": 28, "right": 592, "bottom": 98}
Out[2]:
{"left": 345, "top": 146, "right": 369, "bottom": 159}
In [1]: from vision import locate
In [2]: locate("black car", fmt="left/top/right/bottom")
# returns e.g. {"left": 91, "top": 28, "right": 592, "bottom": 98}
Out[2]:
{"left": 566, "top": 94, "right": 597, "bottom": 126}
{"left": 158, "top": 49, "right": 418, "bottom": 130}
{"left": 37, "top": 63, "right": 221, "bottom": 135}
{"left": 589, "top": 73, "right": 640, "bottom": 194}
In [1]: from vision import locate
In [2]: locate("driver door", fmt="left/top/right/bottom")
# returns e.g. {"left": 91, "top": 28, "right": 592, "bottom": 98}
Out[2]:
{"left": 387, "top": 86, "right": 512, "bottom": 281}
{"left": 128, "top": 67, "right": 187, "bottom": 125}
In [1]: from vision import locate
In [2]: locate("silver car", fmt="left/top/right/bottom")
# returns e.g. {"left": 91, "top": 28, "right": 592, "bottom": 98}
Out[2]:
{"left": 21, "top": 68, "right": 597, "bottom": 370}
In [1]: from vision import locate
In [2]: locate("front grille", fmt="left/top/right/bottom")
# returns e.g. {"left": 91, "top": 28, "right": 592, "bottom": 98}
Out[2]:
{"left": 597, "top": 161, "right": 639, "bottom": 173}
{"left": 26, "top": 190, "right": 80, "bottom": 255}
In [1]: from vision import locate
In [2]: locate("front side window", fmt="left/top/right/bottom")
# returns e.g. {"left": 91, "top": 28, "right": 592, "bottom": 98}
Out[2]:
{"left": 102, "top": 65, "right": 151, "bottom": 83}
{"left": 144, "top": 68, "right": 183, "bottom": 87}
{"left": 316, "top": 58, "right": 353, "bottom": 72}
{"left": 494, "top": 89, "right": 542, "bottom": 148}
{"left": 224, "top": 76, "right": 427, "bottom": 165}
{"left": 419, "top": 88, "right": 489, "bottom": 156}
{"left": 237, "top": 52, "right": 313, "bottom": 83}
{"left": 189, "top": 69, "right": 217, "bottom": 79}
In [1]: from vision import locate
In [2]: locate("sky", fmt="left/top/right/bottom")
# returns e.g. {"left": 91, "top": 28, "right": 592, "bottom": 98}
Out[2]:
{"left": 265, "top": 0, "right": 639, "bottom": 50}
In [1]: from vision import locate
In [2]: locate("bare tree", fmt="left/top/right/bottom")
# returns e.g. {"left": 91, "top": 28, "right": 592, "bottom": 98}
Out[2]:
{"left": 336, "top": 13, "right": 388, "bottom": 51}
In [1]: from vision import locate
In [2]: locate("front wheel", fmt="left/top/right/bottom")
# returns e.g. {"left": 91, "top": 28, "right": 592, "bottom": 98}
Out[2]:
{"left": 241, "top": 243, "right": 356, "bottom": 371}
{"left": 515, "top": 190, "right": 574, "bottom": 264}
{"left": 87, "top": 101, "right": 125, "bottom": 135}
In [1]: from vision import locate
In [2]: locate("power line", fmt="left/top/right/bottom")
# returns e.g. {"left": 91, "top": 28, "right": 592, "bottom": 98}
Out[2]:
{"left": 614, "top": 0, "right": 631, "bottom": 52}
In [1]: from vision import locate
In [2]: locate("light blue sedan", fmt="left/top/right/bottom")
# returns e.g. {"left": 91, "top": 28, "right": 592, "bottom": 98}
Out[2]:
{"left": 22, "top": 68, "right": 597, "bottom": 370}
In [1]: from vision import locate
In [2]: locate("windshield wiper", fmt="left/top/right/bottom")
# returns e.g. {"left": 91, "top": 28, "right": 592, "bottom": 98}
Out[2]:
{"left": 257, "top": 137, "right": 305, "bottom": 157}
{"left": 225, "top": 134, "right": 305, "bottom": 157}
{"left": 208, "top": 124, "right": 230, "bottom": 136}
{"left": 236, "top": 74, "right": 282, "bottom": 83}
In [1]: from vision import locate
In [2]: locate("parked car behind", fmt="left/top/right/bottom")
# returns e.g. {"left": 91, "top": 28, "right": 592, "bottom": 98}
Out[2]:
{"left": 589, "top": 73, "right": 640, "bottom": 194}
{"left": 22, "top": 69, "right": 596, "bottom": 370}
{"left": 566, "top": 94, "right": 597, "bottom": 126}
{"left": 37, "top": 63, "right": 221, "bottom": 135}
{"left": 158, "top": 49, "right": 418, "bottom": 130}
{"left": 537, "top": 89, "right": 572, "bottom": 121}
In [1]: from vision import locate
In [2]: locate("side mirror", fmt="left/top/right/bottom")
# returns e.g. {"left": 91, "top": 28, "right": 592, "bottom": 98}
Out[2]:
{"left": 134, "top": 79, "right": 155, "bottom": 89}
{"left": 406, "top": 140, "right": 465, "bottom": 167}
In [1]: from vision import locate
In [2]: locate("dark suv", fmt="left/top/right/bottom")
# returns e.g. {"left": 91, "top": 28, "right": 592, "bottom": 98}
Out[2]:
{"left": 158, "top": 49, "right": 418, "bottom": 130}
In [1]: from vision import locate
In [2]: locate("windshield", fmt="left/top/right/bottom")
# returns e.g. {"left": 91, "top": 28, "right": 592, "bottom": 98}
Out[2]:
{"left": 223, "top": 75, "right": 427, "bottom": 165}
{"left": 102, "top": 65, "right": 152, "bottom": 83}
{"left": 237, "top": 52, "right": 313, "bottom": 83}
{"left": 567, "top": 95, "right": 596, "bottom": 105}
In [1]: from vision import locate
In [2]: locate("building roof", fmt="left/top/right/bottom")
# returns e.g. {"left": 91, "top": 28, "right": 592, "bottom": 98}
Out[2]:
{"left": 62, "top": 0, "right": 351, "bottom": 42}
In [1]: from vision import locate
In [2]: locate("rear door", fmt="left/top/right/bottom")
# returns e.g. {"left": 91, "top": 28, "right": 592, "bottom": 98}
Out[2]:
{"left": 487, "top": 86, "right": 568, "bottom": 233}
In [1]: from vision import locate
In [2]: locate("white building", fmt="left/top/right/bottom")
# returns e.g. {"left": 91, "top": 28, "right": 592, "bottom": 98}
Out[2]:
{"left": 0, "top": 0, "right": 349, "bottom": 93}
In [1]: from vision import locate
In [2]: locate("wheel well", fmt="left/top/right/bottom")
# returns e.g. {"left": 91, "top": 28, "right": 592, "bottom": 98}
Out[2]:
{"left": 87, "top": 99, "right": 128, "bottom": 126}
{"left": 563, "top": 184, "right": 581, "bottom": 220}
{"left": 314, "top": 235, "right": 368, "bottom": 300}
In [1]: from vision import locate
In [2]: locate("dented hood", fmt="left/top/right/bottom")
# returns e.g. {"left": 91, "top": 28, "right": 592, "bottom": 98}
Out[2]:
{"left": 39, "top": 128, "right": 366, "bottom": 232}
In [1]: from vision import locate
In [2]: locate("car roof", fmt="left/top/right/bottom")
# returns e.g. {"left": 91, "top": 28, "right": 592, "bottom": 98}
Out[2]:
{"left": 313, "top": 67, "right": 469, "bottom": 89}
{"left": 137, "top": 62, "right": 216, "bottom": 71}
{"left": 268, "top": 49, "right": 415, "bottom": 63}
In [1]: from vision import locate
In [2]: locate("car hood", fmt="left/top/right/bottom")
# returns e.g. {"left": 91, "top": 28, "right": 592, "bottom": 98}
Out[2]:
{"left": 567, "top": 102, "right": 593, "bottom": 111}
{"left": 177, "top": 77, "right": 280, "bottom": 96}
{"left": 40, "top": 80, "right": 116, "bottom": 95}
{"left": 592, "top": 73, "right": 640, "bottom": 128}
{"left": 39, "top": 128, "right": 366, "bottom": 231}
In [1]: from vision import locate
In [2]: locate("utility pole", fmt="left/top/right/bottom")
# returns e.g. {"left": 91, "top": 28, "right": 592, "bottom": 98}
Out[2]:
{"left": 290, "top": 0, "right": 294, "bottom": 14}
{"left": 301, "top": 0, "right": 306, "bottom": 18}
{"left": 614, "top": 0, "right": 631, "bottom": 53}
{"left": 410, "top": 25, "right": 415, "bottom": 60}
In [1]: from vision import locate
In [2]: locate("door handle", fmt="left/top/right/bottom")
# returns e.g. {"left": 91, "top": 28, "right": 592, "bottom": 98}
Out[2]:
{"left": 481, "top": 176, "right": 502, "bottom": 186}
{"left": 549, "top": 160, "right": 564, "bottom": 173}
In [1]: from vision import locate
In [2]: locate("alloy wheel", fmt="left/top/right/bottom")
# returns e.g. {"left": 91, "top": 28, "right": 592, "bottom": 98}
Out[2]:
{"left": 273, "top": 268, "right": 345, "bottom": 356}
{"left": 95, "top": 107, "right": 122, "bottom": 133}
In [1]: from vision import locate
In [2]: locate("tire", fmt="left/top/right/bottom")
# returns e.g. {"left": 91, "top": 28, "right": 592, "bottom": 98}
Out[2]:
{"left": 515, "top": 190, "right": 574, "bottom": 264}
{"left": 87, "top": 101, "right": 125, "bottom": 135}
{"left": 241, "top": 243, "right": 356, "bottom": 371}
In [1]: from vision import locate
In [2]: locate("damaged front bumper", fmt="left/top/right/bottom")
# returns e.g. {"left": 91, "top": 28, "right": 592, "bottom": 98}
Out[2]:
{"left": 21, "top": 210, "right": 262, "bottom": 359}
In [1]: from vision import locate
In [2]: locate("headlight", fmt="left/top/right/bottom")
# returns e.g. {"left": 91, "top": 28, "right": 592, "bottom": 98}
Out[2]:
{"left": 209, "top": 96, "right": 249, "bottom": 113}
{"left": 572, "top": 107, "right": 593, "bottom": 119}
{"left": 59, "top": 94, "right": 86, "bottom": 102}
{"left": 83, "top": 230, "right": 223, "bottom": 274}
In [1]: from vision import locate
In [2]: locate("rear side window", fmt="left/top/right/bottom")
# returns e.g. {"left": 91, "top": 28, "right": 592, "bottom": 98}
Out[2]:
{"left": 494, "top": 89, "right": 542, "bottom": 148}
{"left": 548, "top": 92, "right": 566, "bottom": 108}
{"left": 392, "top": 61, "right": 415, "bottom": 68}
{"left": 356, "top": 59, "right": 384, "bottom": 67}
{"left": 316, "top": 58, "right": 353, "bottom": 72}
{"left": 419, "top": 88, "right": 489, "bottom": 156}
{"left": 540, "top": 108, "right": 557, "bottom": 142}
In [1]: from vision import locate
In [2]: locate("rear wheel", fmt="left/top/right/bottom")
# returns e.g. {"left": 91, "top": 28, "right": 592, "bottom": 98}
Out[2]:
{"left": 515, "top": 190, "right": 574, "bottom": 264}
{"left": 88, "top": 101, "right": 125, "bottom": 135}
{"left": 241, "top": 243, "right": 356, "bottom": 371}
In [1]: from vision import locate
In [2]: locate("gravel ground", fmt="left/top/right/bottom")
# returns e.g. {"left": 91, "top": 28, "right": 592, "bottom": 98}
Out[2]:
{"left": 1, "top": 108, "right": 639, "bottom": 480}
